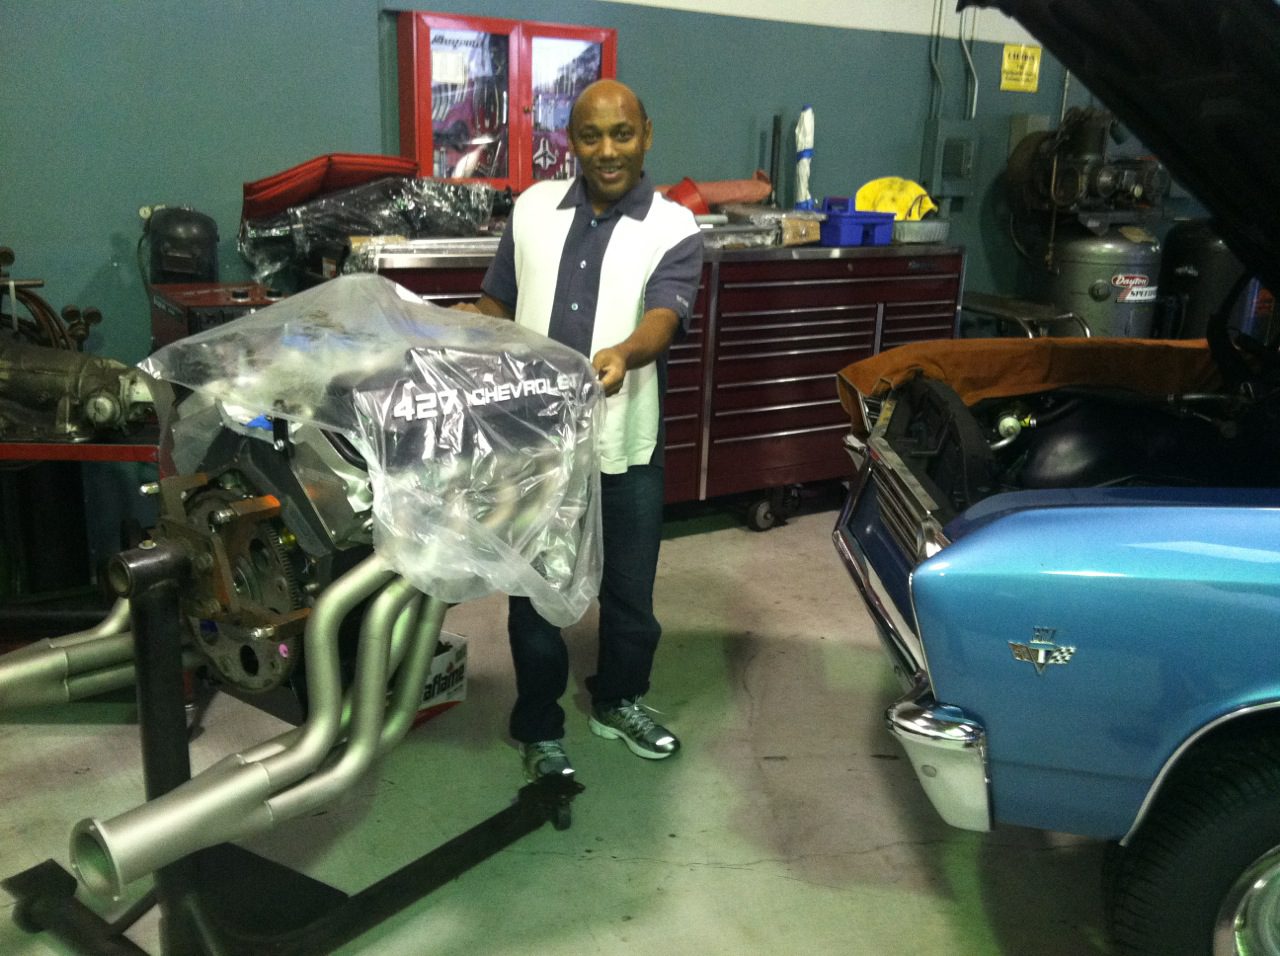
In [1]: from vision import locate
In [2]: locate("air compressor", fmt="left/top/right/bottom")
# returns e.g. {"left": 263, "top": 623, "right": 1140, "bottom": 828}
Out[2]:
{"left": 1006, "top": 107, "right": 1169, "bottom": 337}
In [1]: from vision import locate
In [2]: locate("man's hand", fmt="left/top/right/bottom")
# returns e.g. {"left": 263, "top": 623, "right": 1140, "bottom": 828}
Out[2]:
{"left": 592, "top": 347, "right": 627, "bottom": 395}
{"left": 590, "top": 308, "right": 680, "bottom": 397}
{"left": 452, "top": 294, "right": 515, "bottom": 318}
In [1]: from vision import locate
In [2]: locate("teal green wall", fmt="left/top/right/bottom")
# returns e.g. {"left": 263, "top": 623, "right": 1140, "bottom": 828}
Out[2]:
{"left": 5, "top": 0, "right": 1084, "bottom": 367}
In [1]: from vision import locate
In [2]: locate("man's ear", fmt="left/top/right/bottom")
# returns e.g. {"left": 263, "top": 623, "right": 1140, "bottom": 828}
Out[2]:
{"left": 642, "top": 119, "right": 654, "bottom": 151}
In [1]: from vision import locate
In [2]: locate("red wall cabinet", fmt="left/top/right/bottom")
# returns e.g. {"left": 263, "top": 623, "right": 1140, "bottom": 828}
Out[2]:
{"left": 397, "top": 12, "right": 617, "bottom": 192}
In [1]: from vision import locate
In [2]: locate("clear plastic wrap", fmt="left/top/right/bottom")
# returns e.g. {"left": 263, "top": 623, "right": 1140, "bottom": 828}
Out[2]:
{"left": 140, "top": 273, "right": 603, "bottom": 626}
{"left": 698, "top": 224, "right": 780, "bottom": 250}
{"left": 238, "top": 176, "right": 499, "bottom": 286}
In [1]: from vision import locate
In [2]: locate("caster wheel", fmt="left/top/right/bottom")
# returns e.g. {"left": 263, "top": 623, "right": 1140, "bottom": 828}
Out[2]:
{"left": 11, "top": 899, "right": 43, "bottom": 935}
{"left": 746, "top": 499, "right": 775, "bottom": 532}
{"left": 775, "top": 485, "right": 802, "bottom": 518}
{"left": 553, "top": 803, "right": 572, "bottom": 830}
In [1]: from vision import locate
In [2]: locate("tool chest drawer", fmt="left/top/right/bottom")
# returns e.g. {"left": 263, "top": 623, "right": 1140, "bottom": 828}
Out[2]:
{"left": 375, "top": 246, "right": 963, "bottom": 505}
{"left": 702, "top": 249, "right": 962, "bottom": 500}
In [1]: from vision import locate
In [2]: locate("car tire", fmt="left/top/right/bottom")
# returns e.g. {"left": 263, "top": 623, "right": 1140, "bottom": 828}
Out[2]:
{"left": 1109, "top": 737, "right": 1280, "bottom": 956}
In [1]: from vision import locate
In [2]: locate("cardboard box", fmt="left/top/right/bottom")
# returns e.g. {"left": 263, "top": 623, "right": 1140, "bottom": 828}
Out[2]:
{"left": 719, "top": 204, "right": 822, "bottom": 247}
{"left": 780, "top": 217, "right": 822, "bottom": 246}
{"left": 415, "top": 632, "right": 468, "bottom": 724}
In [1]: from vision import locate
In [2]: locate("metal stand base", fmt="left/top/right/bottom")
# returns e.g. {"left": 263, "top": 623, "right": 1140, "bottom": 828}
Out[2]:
{"left": 3, "top": 541, "right": 582, "bottom": 955}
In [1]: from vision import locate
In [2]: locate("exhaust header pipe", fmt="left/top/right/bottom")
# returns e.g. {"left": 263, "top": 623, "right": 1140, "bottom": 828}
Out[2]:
{"left": 69, "top": 553, "right": 432, "bottom": 899}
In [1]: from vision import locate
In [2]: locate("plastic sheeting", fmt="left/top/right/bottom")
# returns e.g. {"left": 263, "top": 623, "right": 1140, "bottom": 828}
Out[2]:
{"left": 238, "top": 176, "right": 499, "bottom": 287}
{"left": 140, "top": 273, "right": 603, "bottom": 626}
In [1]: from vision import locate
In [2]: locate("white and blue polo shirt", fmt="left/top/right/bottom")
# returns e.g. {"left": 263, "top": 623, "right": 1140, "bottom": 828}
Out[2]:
{"left": 482, "top": 173, "right": 703, "bottom": 474}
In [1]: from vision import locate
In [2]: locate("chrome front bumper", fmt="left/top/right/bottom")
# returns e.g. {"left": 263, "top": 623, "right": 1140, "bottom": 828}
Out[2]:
{"left": 888, "top": 683, "right": 991, "bottom": 832}
{"left": 832, "top": 438, "right": 991, "bottom": 833}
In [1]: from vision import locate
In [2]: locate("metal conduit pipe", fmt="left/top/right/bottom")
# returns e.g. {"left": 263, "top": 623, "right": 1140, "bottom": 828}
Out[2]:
{"left": 386, "top": 592, "right": 425, "bottom": 676}
{"left": 69, "top": 553, "right": 397, "bottom": 900}
{"left": 0, "top": 634, "right": 137, "bottom": 710}
{"left": 249, "top": 553, "right": 397, "bottom": 786}
{"left": 61, "top": 649, "right": 205, "bottom": 706}
{"left": 233, "top": 591, "right": 442, "bottom": 777}
{"left": 250, "top": 577, "right": 419, "bottom": 824}
{"left": 2, "top": 600, "right": 133, "bottom": 665}
{"left": 62, "top": 599, "right": 133, "bottom": 641}
{"left": 332, "top": 590, "right": 423, "bottom": 737}
{"left": 379, "top": 595, "right": 448, "bottom": 752}
{"left": 209, "top": 591, "right": 426, "bottom": 775}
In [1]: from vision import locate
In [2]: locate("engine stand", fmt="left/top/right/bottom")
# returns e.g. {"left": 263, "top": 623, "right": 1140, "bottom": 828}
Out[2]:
{"left": 3, "top": 540, "right": 583, "bottom": 955}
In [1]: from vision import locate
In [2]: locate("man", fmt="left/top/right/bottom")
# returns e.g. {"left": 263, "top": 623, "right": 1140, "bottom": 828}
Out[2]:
{"left": 464, "top": 79, "right": 703, "bottom": 782}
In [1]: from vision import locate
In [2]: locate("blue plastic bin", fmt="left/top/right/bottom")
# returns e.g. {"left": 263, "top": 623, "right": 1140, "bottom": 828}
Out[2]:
{"left": 818, "top": 198, "right": 895, "bottom": 247}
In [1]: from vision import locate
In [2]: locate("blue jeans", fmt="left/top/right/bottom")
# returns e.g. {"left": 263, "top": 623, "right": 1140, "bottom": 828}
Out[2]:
{"left": 507, "top": 465, "right": 665, "bottom": 743}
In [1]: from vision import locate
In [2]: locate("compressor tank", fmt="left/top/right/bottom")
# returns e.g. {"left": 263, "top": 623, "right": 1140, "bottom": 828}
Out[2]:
{"left": 1047, "top": 226, "right": 1161, "bottom": 337}
{"left": 1159, "top": 218, "right": 1243, "bottom": 338}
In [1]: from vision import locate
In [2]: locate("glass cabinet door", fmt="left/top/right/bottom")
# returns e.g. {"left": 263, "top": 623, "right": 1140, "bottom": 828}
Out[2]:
{"left": 399, "top": 14, "right": 616, "bottom": 192}
{"left": 427, "top": 26, "right": 510, "bottom": 180}
{"left": 399, "top": 13, "right": 519, "bottom": 189}
{"left": 527, "top": 37, "right": 604, "bottom": 182}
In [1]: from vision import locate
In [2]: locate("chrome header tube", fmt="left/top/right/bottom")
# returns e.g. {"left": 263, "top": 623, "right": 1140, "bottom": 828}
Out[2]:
{"left": 70, "top": 553, "right": 398, "bottom": 900}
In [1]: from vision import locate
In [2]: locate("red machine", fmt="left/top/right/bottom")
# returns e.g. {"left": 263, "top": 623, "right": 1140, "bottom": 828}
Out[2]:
{"left": 150, "top": 282, "right": 283, "bottom": 349}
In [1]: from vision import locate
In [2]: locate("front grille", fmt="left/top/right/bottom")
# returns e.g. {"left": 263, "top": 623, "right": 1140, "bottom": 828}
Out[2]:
{"left": 871, "top": 462, "right": 922, "bottom": 561}
{"left": 865, "top": 405, "right": 951, "bottom": 566}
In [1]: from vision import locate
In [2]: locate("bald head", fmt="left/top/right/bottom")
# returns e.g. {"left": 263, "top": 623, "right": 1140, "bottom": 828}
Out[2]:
{"left": 570, "top": 79, "right": 648, "bottom": 132}
{"left": 568, "top": 79, "right": 654, "bottom": 213}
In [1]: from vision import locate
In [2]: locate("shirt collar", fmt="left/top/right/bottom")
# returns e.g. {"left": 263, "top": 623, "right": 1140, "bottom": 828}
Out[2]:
{"left": 557, "top": 172, "right": 654, "bottom": 221}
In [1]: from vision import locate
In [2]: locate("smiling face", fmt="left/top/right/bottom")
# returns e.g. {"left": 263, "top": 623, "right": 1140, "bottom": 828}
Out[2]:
{"left": 568, "top": 81, "right": 653, "bottom": 214}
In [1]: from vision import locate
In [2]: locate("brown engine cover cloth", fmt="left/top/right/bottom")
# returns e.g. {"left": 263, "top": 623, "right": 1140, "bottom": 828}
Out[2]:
{"left": 837, "top": 337, "right": 1221, "bottom": 425}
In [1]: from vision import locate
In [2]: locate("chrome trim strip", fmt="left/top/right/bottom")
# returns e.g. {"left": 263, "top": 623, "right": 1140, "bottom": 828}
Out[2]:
{"left": 1122, "top": 700, "right": 1280, "bottom": 845}
{"left": 417, "top": 293, "right": 476, "bottom": 302}
{"left": 718, "top": 373, "right": 832, "bottom": 388}
{"left": 719, "top": 332, "right": 874, "bottom": 349}
{"left": 722, "top": 272, "right": 961, "bottom": 290}
{"left": 698, "top": 260, "right": 720, "bottom": 502}
{"left": 713, "top": 422, "right": 848, "bottom": 444}
{"left": 884, "top": 298, "right": 956, "bottom": 308}
{"left": 720, "top": 305, "right": 877, "bottom": 320}
{"left": 715, "top": 398, "right": 840, "bottom": 417}
{"left": 719, "top": 343, "right": 872, "bottom": 361}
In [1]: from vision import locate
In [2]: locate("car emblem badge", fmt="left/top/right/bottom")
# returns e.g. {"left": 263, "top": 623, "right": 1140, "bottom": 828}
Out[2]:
{"left": 1009, "top": 627, "right": 1076, "bottom": 675}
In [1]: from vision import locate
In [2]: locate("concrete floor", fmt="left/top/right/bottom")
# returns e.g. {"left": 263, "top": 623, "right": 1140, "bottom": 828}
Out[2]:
{"left": 0, "top": 494, "right": 1111, "bottom": 955}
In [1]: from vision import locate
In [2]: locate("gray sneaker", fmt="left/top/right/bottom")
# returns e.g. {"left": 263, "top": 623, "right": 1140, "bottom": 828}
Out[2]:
{"left": 589, "top": 698, "right": 680, "bottom": 759}
{"left": 520, "top": 740, "right": 575, "bottom": 782}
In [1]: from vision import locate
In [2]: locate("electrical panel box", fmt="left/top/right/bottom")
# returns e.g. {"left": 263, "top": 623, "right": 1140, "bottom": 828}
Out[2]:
{"left": 922, "top": 117, "right": 979, "bottom": 198}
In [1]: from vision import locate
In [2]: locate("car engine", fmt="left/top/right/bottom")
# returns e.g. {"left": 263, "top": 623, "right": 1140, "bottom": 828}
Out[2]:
{"left": 882, "top": 373, "right": 1280, "bottom": 527}
{"left": 0, "top": 273, "right": 603, "bottom": 898}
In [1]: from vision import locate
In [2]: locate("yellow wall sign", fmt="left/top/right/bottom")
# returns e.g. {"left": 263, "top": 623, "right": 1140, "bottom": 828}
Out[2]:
{"left": 1001, "top": 44, "right": 1042, "bottom": 92}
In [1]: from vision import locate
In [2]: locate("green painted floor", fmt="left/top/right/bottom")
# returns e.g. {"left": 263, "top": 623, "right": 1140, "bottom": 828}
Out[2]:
{"left": 0, "top": 504, "right": 1109, "bottom": 955}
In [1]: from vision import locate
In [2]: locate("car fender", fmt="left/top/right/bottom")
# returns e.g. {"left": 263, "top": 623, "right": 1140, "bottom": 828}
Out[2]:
{"left": 910, "top": 497, "right": 1280, "bottom": 838}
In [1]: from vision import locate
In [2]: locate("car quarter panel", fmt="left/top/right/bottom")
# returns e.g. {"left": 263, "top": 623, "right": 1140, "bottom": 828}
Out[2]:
{"left": 911, "top": 499, "right": 1280, "bottom": 838}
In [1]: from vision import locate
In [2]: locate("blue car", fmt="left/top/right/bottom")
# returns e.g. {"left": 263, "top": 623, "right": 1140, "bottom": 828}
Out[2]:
{"left": 834, "top": 3, "right": 1280, "bottom": 955}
